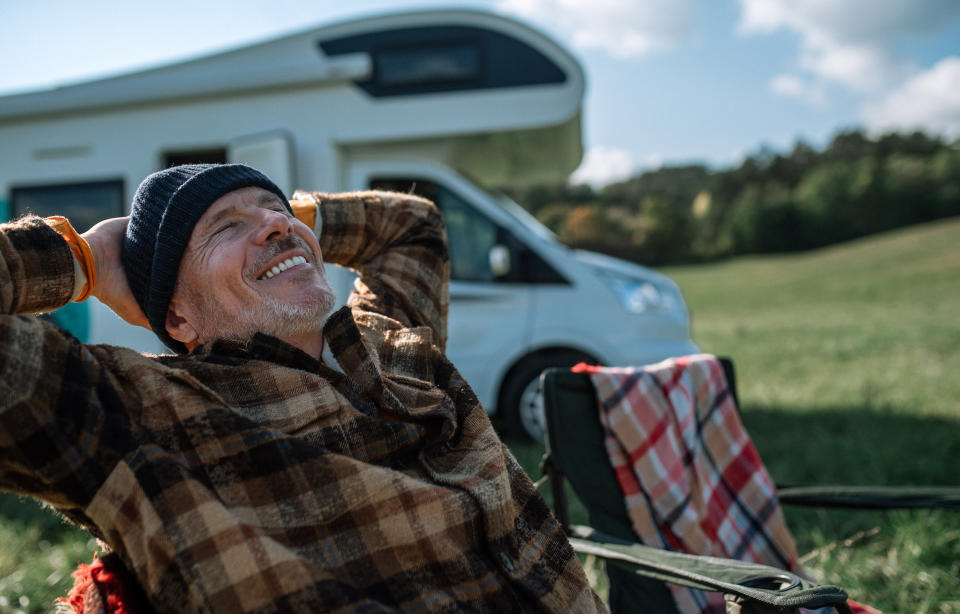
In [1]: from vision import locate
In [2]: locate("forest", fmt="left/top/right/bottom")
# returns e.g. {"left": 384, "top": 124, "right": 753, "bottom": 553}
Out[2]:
{"left": 507, "top": 129, "right": 960, "bottom": 264}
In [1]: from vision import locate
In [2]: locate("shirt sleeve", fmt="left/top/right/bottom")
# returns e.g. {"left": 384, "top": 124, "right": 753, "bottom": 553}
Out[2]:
{"left": 291, "top": 191, "right": 450, "bottom": 350}
{"left": 0, "top": 216, "right": 76, "bottom": 314}
{"left": 0, "top": 216, "right": 137, "bottom": 510}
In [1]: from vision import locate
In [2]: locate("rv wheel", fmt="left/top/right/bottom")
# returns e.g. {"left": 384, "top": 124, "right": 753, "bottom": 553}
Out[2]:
{"left": 500, "top": 350, "right": 596, "bottom": 443}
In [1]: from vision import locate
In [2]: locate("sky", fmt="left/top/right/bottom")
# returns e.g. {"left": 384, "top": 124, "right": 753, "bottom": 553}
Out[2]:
{"left": 2, "top": 0, "right": 959, "bottom": 187}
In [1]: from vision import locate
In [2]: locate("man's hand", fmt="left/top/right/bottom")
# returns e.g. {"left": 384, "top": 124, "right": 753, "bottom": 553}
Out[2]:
{"left": 81, "top": 217, "right": 150, "bottom": 329}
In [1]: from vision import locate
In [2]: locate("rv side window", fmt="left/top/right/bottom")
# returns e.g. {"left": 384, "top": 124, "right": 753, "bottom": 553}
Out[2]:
{"left": 376, "top": 44, "right": 480, "bottom": 88}
{"left": 11, "top": 180, "right": 125, "bottom": 233}
{"left": 370, "top": 178, "right": 499, "bottom": 282}
{"left": 319, "top": 25, "right": 567, "bottom": 98}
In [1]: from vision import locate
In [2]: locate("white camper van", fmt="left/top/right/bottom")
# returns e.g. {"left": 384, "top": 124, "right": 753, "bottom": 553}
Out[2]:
{"left": 0, "top": 9, "right": 698, "bottom": 440}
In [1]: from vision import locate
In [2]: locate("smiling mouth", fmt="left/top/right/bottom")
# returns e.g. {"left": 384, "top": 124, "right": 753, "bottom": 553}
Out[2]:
{"left": 258, "top": 255, "right": 309, "bottom": 280}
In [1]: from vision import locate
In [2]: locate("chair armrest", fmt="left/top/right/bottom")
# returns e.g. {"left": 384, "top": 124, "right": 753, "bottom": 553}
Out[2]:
{"left": 567, "top": 526, "right": 853, "bottom": 613}
{"left": 775, "top": 484, "right": 960, "bottom": 509}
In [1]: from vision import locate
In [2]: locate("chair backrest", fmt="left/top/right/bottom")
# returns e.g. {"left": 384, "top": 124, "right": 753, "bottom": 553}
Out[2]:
{"left": 541, "top": 367, "right": 678, "bottom": 612}
{"left": 541, "top": 368, "right": 632, "bottom": 539}
{"left": 540, "top": 359, "right": 739, "bottom": 614}
{"left": 541, "top": 357, "right": 738, "bottom": 537}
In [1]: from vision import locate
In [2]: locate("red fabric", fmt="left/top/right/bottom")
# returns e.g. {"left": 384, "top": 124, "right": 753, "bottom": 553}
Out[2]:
{"left": 582, "top": 355, "right": 877, "bottom": 614}
{"left": 59, "top": 553, "right": 145, "bottom": 614}
{"left": 60, "top": 555, "right": 98, "bottom": 614}
{"left": 571, "top": 362, "right": 601, "bottom": 373}
{"left": 847, "top": 600, "right": 882, "bottom": 614}
{"left": 586, "top": 355, "right": 794, "bottom": 613}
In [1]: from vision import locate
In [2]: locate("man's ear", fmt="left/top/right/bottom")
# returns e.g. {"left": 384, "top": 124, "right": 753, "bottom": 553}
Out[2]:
{"left": 165, "top": 298, "right": 200, "bottom": 349}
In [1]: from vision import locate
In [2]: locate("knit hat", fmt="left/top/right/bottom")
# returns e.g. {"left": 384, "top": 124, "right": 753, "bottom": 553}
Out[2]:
{"left": 123, "top": 163, "right": 291, "bottom": 353}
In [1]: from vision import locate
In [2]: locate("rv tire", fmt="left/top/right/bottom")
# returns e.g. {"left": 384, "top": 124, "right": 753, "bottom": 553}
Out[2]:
{"left": 500, "top": 350, "right": 597, "bottom": 443}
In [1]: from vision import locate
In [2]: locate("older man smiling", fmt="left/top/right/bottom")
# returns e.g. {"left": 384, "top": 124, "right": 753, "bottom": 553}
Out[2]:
{"left": 0, "top": 164, "right": 603, "bottom": 613}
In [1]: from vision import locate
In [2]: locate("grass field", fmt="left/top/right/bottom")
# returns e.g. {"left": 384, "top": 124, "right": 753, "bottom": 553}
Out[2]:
{"left": 665, "top": 217, "right": 960, "bottom": 613}
{"left": 2, "top": 218, "right": 959, "bottom": 613}
{"left": 510, "top": 217, "right": 960, "bottom": 613}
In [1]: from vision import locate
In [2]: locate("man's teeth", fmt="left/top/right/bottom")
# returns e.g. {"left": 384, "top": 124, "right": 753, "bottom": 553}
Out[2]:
{"left": 262, "top": 256, "right": 308, "bottom": 279}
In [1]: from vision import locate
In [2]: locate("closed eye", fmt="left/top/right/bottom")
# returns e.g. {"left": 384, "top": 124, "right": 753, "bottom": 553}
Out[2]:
{"left": 213, "top": 222, "right": 236, "bottom": 235}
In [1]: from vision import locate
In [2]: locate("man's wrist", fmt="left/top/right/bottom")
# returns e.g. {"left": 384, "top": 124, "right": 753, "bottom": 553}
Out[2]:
{"left": 290, "top": 198, "right": 319, "bottom": 234}
{"left": 44, "top": 216, "right": 97, "bottom": 302}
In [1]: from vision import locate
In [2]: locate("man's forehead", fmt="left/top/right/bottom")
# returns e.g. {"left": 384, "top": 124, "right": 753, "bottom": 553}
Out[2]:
{"left": 204, "top": 186, "right": 282, "bottom": 214}
{"left": 197, "top": 187, "right": 285, "bottom": 227}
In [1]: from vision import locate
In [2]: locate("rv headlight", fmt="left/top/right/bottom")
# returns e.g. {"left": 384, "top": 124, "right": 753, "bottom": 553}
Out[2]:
{"left": 602, "top": 275, "right": 675, "bottom": 314}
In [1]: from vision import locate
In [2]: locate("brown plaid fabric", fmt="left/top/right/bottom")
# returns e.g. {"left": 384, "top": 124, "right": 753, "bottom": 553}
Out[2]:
{"left": 0, "top": 193, "right": 603, "bottom": 613}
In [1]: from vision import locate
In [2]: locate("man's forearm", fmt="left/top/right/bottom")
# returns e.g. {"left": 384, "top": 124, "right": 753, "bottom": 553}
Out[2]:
{"left": 295, "top": 190, "right": 446, "bottom": 268}
{"left": 292, "top": 190, "right": 450, "bottom": 347}
{"left": 0, "top": 216, "right": 77, "bottom": 315}
{"left": 0, "top": 216, "right": 110, "bottom": 506}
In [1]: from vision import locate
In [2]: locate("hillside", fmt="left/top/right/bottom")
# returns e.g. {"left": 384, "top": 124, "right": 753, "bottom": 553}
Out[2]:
{"left": 661, "top": 218, "right": 960, "bottom": 611}
{"left": 664, "top": 216, "right": 960, "bottom": 420}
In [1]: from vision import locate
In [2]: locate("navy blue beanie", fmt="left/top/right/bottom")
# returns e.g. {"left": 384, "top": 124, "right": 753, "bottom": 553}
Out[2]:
{"left": 123, "top": 164, "right": 291, "bottom": 353}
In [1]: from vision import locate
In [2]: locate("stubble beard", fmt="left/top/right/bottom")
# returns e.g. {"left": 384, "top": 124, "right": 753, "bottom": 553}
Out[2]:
{"left": 185, "top": 274, "right": 337, "bottom": 346}
{"left": 245, "top": 288, "right": 337, "bottom": 340}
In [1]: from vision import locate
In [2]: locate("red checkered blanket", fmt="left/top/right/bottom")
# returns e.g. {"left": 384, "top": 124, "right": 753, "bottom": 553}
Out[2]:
{"left": 574, "top": 355, "right": 876, "bottom": 614}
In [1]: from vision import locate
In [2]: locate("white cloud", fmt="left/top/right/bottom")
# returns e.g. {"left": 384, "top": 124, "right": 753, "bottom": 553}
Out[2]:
{"left": 770, "top": 73, "right": 826, "bottom": 106}
{"left": 737, "top": 0, "right": 943, "bottom": 93}
{"left": 569, "top": 146, "right": 637, "bottom": 187}
{"left": 797, "top": 42, "right": 901, "bottom": 94}
{"left": 496, "top": 0, "right": 698, "bottom": 59}
{"left": 738, "top": 0, "right": 959, "bottom": 43}
{"left": 641, "top": 153, "right": 665, "bottom": 171}
{"left": 862, "top": 57, "right": 960, "bottom": 139}
{"left": 739, "top": 0, "right": 960, "bottom": 110}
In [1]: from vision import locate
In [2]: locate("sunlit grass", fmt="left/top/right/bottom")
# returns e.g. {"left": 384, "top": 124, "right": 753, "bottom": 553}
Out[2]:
{"left": 508, "top": 217, "right": 960, "bottom": 612}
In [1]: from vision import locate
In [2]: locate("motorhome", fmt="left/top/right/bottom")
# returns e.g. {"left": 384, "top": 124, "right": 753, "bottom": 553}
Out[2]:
{"left": 0, "top": 9, "right": 698, "bottom": 440}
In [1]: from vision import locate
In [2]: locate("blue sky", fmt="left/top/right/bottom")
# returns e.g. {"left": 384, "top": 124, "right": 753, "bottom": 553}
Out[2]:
{"left": 3, "top": 0, "right": 959, "bottom": 186}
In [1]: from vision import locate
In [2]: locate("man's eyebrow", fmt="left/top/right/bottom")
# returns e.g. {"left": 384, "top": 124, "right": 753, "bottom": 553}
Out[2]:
{"left": 197, "top": 203, "right": 243, "bottom": 236}
{"left": 257, "top": 193, "right": 288, "bottom": 209}
{"left": 196, "top": 193, "right": 288, "bottom": 237}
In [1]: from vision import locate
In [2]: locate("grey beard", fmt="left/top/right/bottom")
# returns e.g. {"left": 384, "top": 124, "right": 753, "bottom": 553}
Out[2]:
{"left": 187, "top": 286, "right": 336, "bottom": 346}
{"left": 244, "top": 292, "right": 337, "bottom": 339}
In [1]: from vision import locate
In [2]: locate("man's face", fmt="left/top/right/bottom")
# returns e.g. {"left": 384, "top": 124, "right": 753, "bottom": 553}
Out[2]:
{"left": 169, "top": 186, "right": 336, "bottom": 348}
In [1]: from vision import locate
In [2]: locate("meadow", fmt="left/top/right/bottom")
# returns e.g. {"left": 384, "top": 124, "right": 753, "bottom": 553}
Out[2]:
{"left": 1, "top": 218, "right": 958, "bottom": 613}
{"left": 665, "top": 216, "right": 960, "bottom": 613}
{"left": 512, "top": 216, "right": 960, "bottom": 613}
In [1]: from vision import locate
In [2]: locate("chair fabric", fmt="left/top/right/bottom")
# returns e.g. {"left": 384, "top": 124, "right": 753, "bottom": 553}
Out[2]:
{"left": 540, "top": 356, "right": 876, "bottom": 614}
{"left": 572, "top": 355, "right": 799, "bottom": 613}
{"left": 543, "top": 363, "right": 678, "bottom": 613}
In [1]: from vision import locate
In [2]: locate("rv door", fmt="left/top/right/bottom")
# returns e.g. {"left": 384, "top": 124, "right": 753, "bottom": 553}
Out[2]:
{"left": 345, "top": 160, "right": 534, "bottom": 412}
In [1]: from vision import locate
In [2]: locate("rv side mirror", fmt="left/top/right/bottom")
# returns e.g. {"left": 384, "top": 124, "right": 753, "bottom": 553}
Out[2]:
{"left": 489, "top": 244, "right": 511, "bottom": 278}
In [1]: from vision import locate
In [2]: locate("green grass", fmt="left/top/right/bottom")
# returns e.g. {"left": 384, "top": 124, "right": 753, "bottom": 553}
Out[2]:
{"left": 665, "top": 218, "right": 960, "bottom": 613}
{"left": 3, "top": 218, "right": 959, "bottom": 612}
{"left": 508, "top": 217, "right": 960, "bottom": 613}
{"left": 0, "top": 495, "right": 99, "bottom": 613}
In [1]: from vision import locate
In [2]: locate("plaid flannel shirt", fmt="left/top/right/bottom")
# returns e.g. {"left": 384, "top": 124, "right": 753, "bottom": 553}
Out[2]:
{"left": 0, "top": 191, "right": 602, "bottom": 614}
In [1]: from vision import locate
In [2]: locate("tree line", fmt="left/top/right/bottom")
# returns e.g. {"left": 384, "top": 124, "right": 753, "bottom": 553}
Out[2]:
{"left": 505, "top": 129, "right": 960, "bottom": 265}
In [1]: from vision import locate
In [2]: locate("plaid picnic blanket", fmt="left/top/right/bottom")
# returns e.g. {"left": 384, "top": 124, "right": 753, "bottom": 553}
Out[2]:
{"left": 575, "top": 355, "right": 808, "bottom": 614}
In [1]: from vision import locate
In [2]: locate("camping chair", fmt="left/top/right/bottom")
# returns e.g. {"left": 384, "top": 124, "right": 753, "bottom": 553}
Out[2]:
{"left": 538, "top": 357, "right": 960, "bottom": 614}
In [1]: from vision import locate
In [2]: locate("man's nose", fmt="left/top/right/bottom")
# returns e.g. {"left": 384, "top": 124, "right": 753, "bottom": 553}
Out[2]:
{"left": 254, "top": 209, "right": 294, "bottom": 244}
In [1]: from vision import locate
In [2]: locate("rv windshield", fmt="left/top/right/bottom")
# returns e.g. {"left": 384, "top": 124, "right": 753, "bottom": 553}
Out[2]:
{"left": 491, "top": 191, "right": 559, "bottom": 244}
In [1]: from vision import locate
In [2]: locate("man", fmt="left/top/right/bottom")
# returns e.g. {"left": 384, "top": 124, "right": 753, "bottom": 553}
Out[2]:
{"left": 0, "top": 164, "right": 603, "bottom": 613}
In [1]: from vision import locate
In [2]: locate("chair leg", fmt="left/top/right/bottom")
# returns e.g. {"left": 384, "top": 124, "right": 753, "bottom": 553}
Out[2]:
{"left": 541, "top": 454, "right": 570, "bottom": 529}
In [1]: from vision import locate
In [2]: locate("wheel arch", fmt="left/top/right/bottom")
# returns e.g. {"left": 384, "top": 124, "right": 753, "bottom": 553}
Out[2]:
{"left": 494, "top": 344, "right": 602, "bottom": 414}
